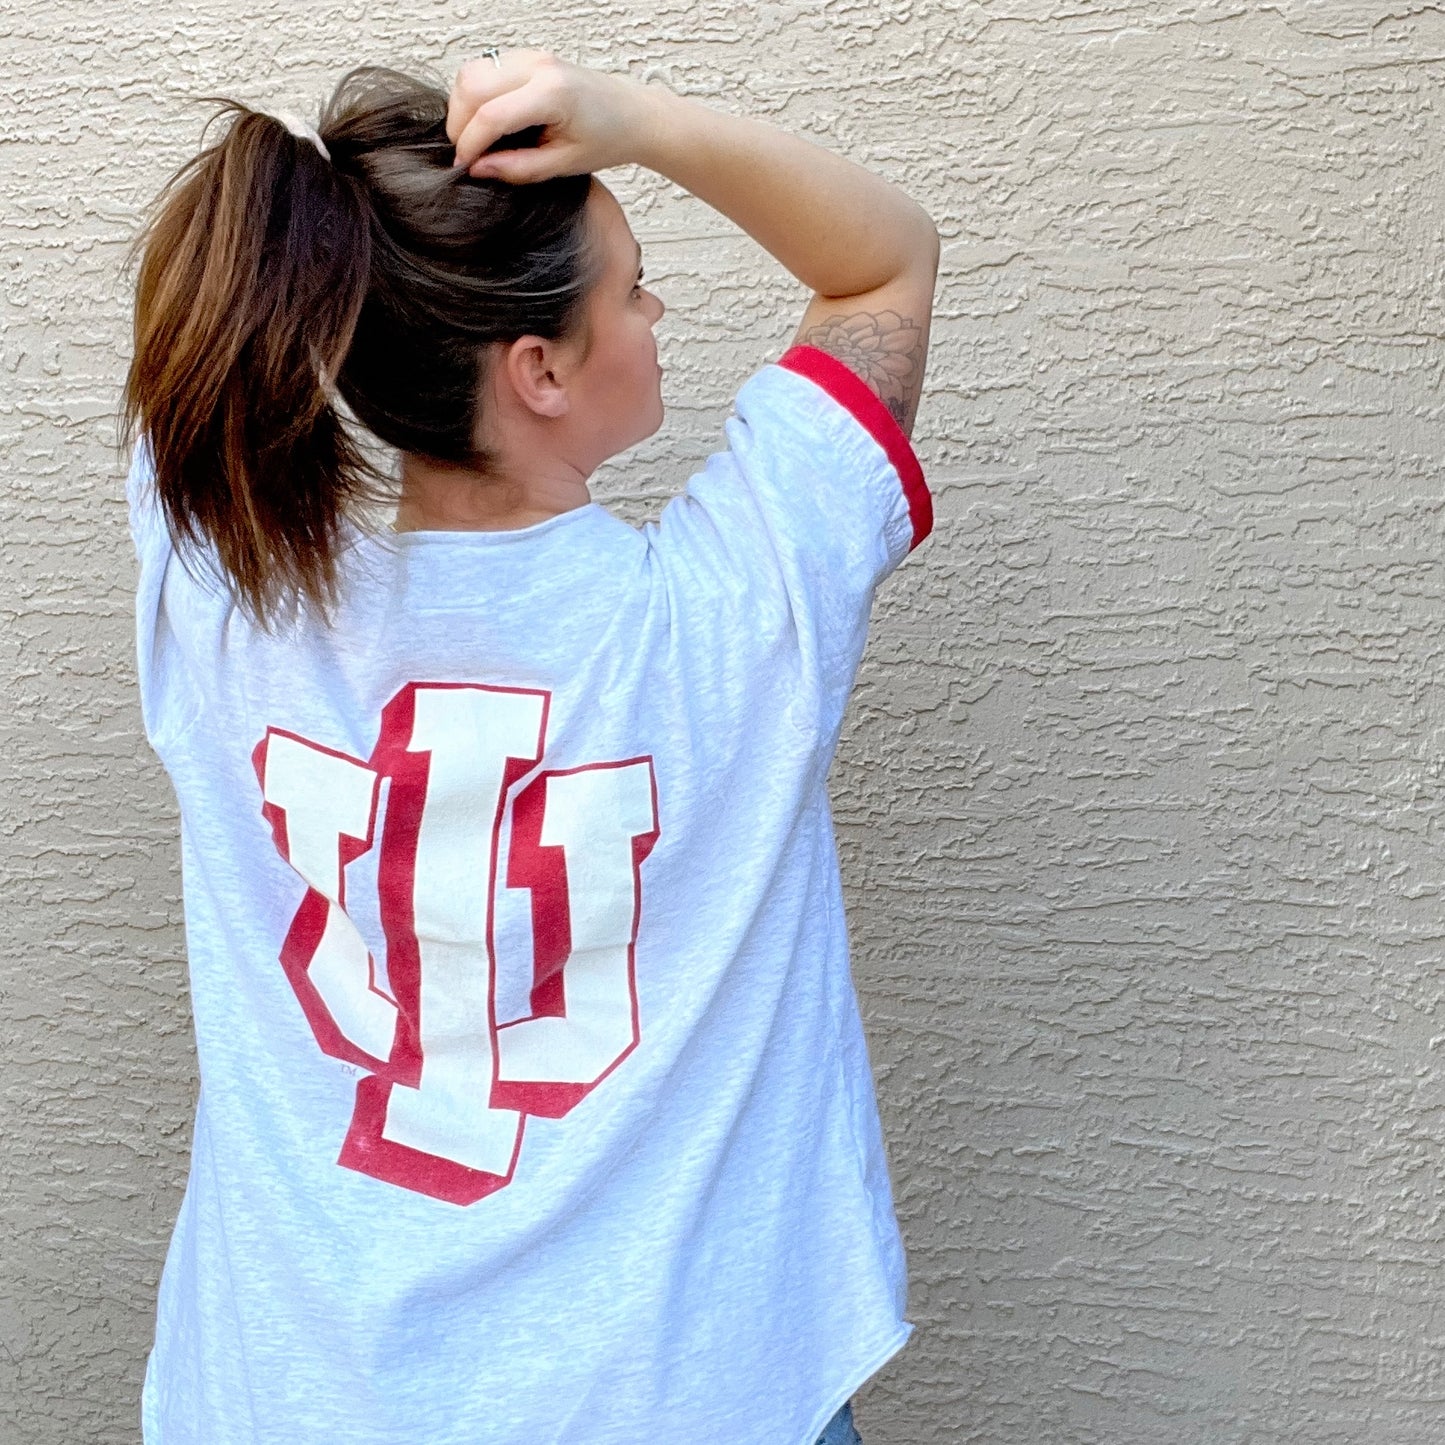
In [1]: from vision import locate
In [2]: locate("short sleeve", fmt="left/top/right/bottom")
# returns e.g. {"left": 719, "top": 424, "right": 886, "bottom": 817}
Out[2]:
{"left": 125, "top": 435, "right": 211, "bottom": 751}
{"left": 646, "top": 344, "right": 932, "bottom": 727}
{"left": 125, "top": 432, "right": 166, "bottom": 573}
{"left": 769, "top": 344, "right": 932, "bottom": 569}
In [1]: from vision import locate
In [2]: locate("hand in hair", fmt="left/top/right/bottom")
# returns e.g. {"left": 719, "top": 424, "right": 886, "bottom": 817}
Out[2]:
{"left": 448, "top": 49, "right": 660, "bottom": 183}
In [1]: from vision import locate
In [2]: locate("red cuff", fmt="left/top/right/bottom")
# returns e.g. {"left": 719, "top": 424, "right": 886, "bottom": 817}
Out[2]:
{"left": 777, "top": 344, "right": 932, "bottom": 552}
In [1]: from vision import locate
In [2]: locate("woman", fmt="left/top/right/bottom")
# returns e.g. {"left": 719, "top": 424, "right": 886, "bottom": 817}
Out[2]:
{"left": 121, "top": 46, "right": 938, "bottom": 1445}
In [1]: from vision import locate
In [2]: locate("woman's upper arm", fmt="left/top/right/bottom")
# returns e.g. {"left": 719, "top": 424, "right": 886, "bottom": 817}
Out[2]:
{"left": 787, "top": 239, "right": 940, "bottom": 439}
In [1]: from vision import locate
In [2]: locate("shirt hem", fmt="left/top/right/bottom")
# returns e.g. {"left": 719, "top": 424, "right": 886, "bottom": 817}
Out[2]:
{"left": 793, "top": 1321, "right": 915, "bottom": 1445}
{"left": 139, "top": 1325, "right": 917, "bottom": 1445}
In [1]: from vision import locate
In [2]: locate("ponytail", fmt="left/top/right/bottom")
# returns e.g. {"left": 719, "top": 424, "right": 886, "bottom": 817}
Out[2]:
{"left": 121, "top": 69, "right": 597, "bottom": 629}
{"left": 121, "top": 102, "right": 378, "bottom": 626}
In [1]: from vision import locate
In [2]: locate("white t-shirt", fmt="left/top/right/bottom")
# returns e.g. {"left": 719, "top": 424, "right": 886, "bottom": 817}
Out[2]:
{"left": 128, "top": 344, "right": 933, "bottom": 1445}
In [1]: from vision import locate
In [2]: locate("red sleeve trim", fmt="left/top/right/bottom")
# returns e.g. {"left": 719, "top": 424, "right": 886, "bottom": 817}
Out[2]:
{"left": 776, "top": 343, "right": 933, "bottom": 552}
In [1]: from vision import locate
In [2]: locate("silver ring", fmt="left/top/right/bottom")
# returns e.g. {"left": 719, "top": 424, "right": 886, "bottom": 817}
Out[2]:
{"left": 481, "top": 47, "right": 502, "bottom": 68}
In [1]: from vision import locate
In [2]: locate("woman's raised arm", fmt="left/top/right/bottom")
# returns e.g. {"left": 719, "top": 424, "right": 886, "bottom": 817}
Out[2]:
{"left": 449, "top": 51, "right": 939, "bottom": 436}
{"left": 634, "top": 84, "right": 939, "bottom": 438}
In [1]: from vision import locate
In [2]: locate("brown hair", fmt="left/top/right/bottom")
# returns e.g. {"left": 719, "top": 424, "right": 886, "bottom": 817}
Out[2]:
{"left": 120, "top": 66, "right": 599, "bottom": 627}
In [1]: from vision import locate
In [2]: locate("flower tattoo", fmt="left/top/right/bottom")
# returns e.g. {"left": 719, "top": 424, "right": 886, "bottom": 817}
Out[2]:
{"left": 797, "top": 310, "right": 924, "bottom": 434}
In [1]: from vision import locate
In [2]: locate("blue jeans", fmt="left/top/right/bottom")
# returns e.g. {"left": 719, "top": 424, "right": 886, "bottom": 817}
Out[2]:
{"left": 814, "top": 1401, "right": 862, "bottom": 1445}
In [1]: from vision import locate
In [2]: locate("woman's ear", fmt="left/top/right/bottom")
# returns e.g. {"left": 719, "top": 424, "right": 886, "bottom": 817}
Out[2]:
{"left": 500, "top": 335, "right": 572, "bottom": 419}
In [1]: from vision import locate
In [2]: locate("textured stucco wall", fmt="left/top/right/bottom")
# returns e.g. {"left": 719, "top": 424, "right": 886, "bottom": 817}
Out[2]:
{"left": 6, "top": 2, "right": 1445, "bottom": 1441}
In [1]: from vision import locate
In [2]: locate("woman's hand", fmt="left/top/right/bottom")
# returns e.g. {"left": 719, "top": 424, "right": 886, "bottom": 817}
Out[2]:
{"left": 447, "top": 50, "right": 656, "bottom": 183}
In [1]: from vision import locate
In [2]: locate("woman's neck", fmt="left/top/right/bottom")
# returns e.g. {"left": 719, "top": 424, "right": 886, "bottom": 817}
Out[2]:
{"left": 394, "top": 453, "right": 593, "bottom": 533}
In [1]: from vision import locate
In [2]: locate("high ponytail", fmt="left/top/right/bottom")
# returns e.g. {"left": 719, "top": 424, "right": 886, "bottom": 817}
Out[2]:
{"left": 120, "top": 67, "right": 598, "bottom": 628}
{"left": 122, "top": 102, "right": 376, "bottom": 625}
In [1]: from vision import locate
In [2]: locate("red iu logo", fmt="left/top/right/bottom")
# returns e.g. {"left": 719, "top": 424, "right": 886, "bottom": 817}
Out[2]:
{"left": 252, "top": 682, "right": 659, "bottom": 1205}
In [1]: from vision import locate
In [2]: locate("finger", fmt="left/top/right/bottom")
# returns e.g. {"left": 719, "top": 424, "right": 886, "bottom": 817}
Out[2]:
{"left": 451, "top": 82, "right": 559, "bottom": 170}
{"left": 446, "top": 58, "right": 528, "bottom": 145}
{"left": 468, "top": 143, "right": 572, "bottom": 185}
{"left": 446, "top": 50, "right": 561, "bottom": 146}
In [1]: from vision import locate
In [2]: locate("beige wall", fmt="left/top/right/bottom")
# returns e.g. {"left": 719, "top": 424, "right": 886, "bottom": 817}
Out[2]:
{"left": 7, "top": 2, "right": 1445, "bottom": 1441}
